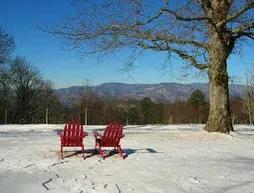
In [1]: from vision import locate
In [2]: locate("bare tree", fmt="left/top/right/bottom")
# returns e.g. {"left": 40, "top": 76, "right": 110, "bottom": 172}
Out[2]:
{"left": 9, "top": 57, "right": 44, "bottom": 123}
{"left": 243, "top": 65, "right": 254, "bottom": 124}
{"left": 47, "top": 0, "right": 254, "bottom": 133}
{"left": 0, "top": 28, "right": 14, "bottom": 123}
{"left": 0, "top": 27, "right": 14, "bottom": 64}
{"left": 0, "top": 28, "right": 14, "bottom": 87}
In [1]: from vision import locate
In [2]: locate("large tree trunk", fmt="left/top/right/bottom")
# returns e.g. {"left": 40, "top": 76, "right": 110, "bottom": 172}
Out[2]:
{"left": 205, "top": 1, "right": 234, "bottom": 133}
{"left": 204, "top": 56, "right": 233, "bottom": 133}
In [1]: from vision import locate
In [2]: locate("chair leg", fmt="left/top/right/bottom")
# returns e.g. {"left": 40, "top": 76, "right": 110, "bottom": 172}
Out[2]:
{"left": 94, "top": 141, "right": 98, "bottom": 153}
{"left": 98, "top": 145, "right": 105, "bottom": 159}
{"left": 82, "top": 145, "right": 86, "bottom": 159}
{"left": 117, "top": 145, "right": 125, "bottom": 159}
{"left": 60, "top": 146, "right": 63, "bottom": 159}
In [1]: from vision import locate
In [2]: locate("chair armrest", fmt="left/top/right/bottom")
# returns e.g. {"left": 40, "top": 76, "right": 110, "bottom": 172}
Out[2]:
{"left": 93, "top": 131, "right": 103, "bottom": 139}
{"left": 83, "top": 131, "right": 88, "bottom": 137}
{"left": 60, "top": 131, "right": 64, "bottom": 138}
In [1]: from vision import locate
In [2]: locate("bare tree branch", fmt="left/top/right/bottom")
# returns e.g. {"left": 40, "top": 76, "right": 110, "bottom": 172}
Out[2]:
{"left": 138, "top": 41, "right": 208, "bottom": 70}
{"left": 233, "top": 31, "right": 254, "bottom": 40}
{"left": 219, "top": 1, "right": 254, "bottom": 26}
{"left": 162, "top": 8, "right": 207, "bottom": 22}
{"left": 232, "top": 21, "right": 254, "bottom": 34}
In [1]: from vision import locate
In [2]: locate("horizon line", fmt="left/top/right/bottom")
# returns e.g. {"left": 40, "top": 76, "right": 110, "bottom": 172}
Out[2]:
{"left": 55, "top": 81, "right": 245, "bottom": 90}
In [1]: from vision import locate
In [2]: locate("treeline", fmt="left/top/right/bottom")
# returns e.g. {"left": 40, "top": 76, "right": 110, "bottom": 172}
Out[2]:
{"left": 66, "top": 89, "right": 248, "bottom": 125}
{"left": 0, "top": 28, "right": 250, "bottom": 125}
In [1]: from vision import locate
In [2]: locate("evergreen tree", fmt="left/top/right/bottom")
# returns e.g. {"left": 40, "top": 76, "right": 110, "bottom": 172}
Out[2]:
{"left": 188, "top": 89, "right": 206, "bottom": 109}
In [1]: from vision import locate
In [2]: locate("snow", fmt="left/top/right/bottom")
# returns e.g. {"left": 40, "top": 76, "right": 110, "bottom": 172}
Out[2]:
{"left": 1, "top": 124, "right": 254, "bottom": 193}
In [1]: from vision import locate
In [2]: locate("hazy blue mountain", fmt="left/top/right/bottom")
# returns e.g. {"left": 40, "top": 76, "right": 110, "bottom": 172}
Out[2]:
{"left": 54, "top": 82, "right": 245, "bottom": 106}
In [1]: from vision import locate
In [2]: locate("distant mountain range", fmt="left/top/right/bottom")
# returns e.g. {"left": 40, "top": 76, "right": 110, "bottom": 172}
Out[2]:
{"left": 54, "top": 82, "right": 245, "bottom": 106}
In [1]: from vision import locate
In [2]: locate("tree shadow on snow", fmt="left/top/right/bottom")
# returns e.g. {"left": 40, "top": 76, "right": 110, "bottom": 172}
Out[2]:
{"left": 124, "top": 148, "right": 158, "bottom": 155}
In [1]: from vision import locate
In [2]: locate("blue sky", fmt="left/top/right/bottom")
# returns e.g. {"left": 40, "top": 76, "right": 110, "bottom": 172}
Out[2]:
{"left": 0, "top": 0, "right": 253, "bottom": 88}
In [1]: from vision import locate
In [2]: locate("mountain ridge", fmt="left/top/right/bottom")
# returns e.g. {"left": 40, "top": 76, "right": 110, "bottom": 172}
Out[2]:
{"left": 54, "top": 82, "right": 245, "bottom": 106}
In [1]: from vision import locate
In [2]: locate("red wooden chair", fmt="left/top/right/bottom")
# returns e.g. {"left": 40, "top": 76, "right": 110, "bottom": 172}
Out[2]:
{"left": 93, "top": 122, "right": 126, "bottom": 159}
{"left": 60, "top": 121, "right": 88, "bottom": 159}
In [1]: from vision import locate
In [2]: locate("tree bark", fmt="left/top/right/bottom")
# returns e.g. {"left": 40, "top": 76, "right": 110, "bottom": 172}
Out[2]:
{"left": 204, "top": 1, "right": 235, "bottom": 133}
{"left": 204, "top": 57, "right": 233, "bottom": 133}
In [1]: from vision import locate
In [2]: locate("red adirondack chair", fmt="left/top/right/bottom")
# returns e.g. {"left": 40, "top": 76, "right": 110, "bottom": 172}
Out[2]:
{"left": 60, "top": 121, "right": 88, "bottom": 159}
{"left": 93, "top": 122, "right": 125, "bottom": 159}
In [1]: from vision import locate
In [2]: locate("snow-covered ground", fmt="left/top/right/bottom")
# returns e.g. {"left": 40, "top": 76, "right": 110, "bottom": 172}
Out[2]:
{"left": 1, "top": 124, "right": 254, "bottom": 193}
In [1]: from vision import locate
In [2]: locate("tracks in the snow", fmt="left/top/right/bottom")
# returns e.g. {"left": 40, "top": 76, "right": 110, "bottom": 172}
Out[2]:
{"left": 42, "top": 174, "right": 59, "bottom": 191}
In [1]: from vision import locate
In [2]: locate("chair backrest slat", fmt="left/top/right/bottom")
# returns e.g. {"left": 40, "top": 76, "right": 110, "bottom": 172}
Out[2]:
{"left": 103, "top": 122, "right": 123, "bottom": 145}
{"left": 62, "top": 122, "right": 84, "bottom": 146}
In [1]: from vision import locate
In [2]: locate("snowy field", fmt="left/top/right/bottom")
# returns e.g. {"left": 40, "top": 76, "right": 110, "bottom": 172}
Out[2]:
{"left": 1, "top": 124, "right": 254, "bottom": 193}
